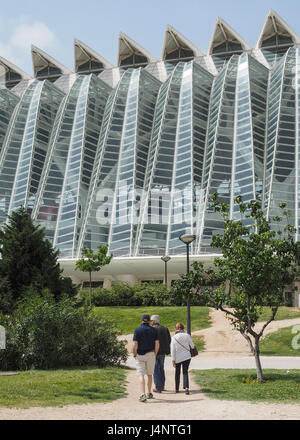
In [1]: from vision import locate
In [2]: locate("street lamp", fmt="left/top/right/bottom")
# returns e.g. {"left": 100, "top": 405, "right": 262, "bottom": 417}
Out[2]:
{"left": 179, "top": 234, "right": 196, "bottom": 335}
{"left": 161, "top": 256, "right": 171, "bottom": 287}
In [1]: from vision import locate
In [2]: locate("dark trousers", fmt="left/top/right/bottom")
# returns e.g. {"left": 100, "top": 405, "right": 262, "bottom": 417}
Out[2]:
{"left": 175, "top": 359, "right": 191, "bottom": 391}
{"left": 153, "top": 354, "right": 165, "bottom": 390}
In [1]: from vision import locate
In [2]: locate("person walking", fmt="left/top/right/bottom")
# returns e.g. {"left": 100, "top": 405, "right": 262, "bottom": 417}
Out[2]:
{"left": 150, "top": 314, "right": 171, "bottom": 393}
{"left": 171, "top": 322, "right": 195, "bottom": 395}
{"left": 133, "top": 314, "right": 160, "bottom": 402}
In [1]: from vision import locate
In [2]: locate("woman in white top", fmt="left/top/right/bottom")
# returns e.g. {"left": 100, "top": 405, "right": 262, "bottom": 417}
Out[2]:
{"left": 171, "top": 322, "right": 195, "bottom": 395}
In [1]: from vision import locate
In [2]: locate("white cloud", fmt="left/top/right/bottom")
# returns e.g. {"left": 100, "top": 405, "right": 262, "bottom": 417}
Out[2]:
{"left": 10, "top": 21, "right": 56, "bottom": 51}
{"left": 0, "top": 18, "right": 58, "bottom": 74}
{"left": 0, "top": 41, "right": 18, "bottom": 63}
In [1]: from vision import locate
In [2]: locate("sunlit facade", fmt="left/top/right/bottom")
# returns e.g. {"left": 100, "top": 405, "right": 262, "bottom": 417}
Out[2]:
{"left": 0, "top": 10, "right": 300, "bottom": 301}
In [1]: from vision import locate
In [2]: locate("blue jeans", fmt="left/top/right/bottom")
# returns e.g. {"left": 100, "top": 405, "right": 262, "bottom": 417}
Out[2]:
{"left": 175, "top": 359, "right": 191, "bottom": 390}
{"left": 153, "top": 354, "right": 165, "bottom": 390}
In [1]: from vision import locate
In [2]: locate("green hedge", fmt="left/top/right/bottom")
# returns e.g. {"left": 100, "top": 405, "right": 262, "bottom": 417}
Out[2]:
{"left": 0, "top": 296, "right": 127, "bottom": 370}
{"left": 78, "top": 282, "right": 206, "bottom": 307}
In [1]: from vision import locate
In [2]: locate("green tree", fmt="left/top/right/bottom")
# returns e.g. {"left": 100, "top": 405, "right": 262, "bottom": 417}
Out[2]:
{"left": 171, "top": 262, "right": 217, "bottom": 306}
{"left": 75, "top": 245, "right": 112, "bottom": 305}
{"left": 185, "top": 195, "right": 298, "bottom": 382}
{"left": 0, "top": 208, "right": 77, "bottom": 313}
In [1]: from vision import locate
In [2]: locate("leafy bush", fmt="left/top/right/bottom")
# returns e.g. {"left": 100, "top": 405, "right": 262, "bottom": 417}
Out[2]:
{"left": 78, "top": 282, "right": 175, "bottom": 307}
{"left": 133, "top": 283, "right": 173, "bottom": 306}
{"left": 78, "top": 281, "right": 207, "bottom": 307}
{"left": 0, "top": 295, "right": 127, "bottom": 371}
{"left": 79, "top": 284, "right": 135, "bottom": 306}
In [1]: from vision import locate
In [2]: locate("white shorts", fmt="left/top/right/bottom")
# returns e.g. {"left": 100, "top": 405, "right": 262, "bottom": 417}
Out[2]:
{"left": 135, "top": 351, "right": 156, "bottom": 375}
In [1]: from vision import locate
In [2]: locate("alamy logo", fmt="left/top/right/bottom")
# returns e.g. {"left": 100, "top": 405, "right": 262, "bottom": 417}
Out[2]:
{"left": 0, "top": 325, "right": 5, "bottom": 350}
{"left": 291, "top": 325, "right": 300, "bottom": 350}
{"left": 95, "top": 183, "right": 203, "bottom": 226}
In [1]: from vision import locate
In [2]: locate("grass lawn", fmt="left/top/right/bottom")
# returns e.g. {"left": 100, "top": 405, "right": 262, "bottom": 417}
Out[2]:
{"left": 258, "top": 307, "right": 300, "bottom": 322}
{"left": 0, "top": 367, "right": 128, "bottom": 409}
{"left": 93, "top": 306, "right": 211, "bottom": 335}
{"left": 192, "top": 369, "right": 300, "bottom": 403}
{"left": 193, "top": 335, "right": 205, "bottom": 352}
{"left": 260, "top": 325, "right": 300, "bottom": 356}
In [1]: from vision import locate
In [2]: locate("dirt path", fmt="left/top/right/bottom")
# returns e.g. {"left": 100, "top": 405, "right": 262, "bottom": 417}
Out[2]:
{"left": 0, "top": 369, "right": 299, "bottom": 420}
{"left": 193, "top": 309, "right": 300, "bottom": 356}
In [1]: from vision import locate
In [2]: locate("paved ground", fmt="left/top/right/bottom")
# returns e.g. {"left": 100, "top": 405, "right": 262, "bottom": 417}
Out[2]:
{"left": 125, "top": 354, "right": 300, "bottom": 370}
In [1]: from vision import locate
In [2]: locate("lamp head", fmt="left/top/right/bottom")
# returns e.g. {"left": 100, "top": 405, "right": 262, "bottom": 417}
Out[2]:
{"left": 179, "top": 234, "right": 196, "bottom": 245}
{"left": 161, "top": 256, "right": 171, "bottom": 263}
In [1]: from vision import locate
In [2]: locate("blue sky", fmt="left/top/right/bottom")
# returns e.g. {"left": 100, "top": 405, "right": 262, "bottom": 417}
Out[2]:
{"left": 0, "top": 0, "right": 299, "bottom": 74}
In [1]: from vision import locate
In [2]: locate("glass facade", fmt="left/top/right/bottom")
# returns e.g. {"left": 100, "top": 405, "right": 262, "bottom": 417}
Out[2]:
{"left": 0, "top": 12, "right": 300, "bottom": 259}
{"left": 264, "top": 49, "right": 296, "bottom": 232}
{"left": 52, "top": 75, "right": 112, "bottom": 257}
{"left": 0, "top": 80, "right": 64, "bottom": 223}
{"left": 78, "top": 68, "right": 161, "bottom": 257}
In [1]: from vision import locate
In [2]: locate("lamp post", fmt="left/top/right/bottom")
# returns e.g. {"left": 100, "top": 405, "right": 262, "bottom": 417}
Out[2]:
{"left": 179, "top": 234, "right": 196, "bottom": 335}
{"left": 161, "top": 256, "right": 171, "bottom": 287}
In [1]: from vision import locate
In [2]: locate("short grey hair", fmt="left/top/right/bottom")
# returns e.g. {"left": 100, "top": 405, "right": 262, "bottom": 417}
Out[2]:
{"left": 150, "top": 315, "right": 160, "bottom": 324}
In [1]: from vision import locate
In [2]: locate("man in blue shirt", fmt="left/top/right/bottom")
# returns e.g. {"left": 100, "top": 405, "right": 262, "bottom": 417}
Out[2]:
{"left": 133, "top": 314, "right": 159, "bottom": 402}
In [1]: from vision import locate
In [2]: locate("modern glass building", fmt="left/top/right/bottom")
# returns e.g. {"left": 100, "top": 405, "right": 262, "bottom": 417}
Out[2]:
{"left": 0, "top": 9, "right": 300, "bottom": 303}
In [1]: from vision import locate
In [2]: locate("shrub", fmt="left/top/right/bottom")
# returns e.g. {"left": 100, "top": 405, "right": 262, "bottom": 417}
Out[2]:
{"left": 132, "top": 283, "right": 172, "bottom": 306}
{"left": 0, "top": 296, "right": 127, "bottom": 371}
{"left": 78, "top": 282, "right": 174, "bottom": 307}
{"left": 78, "top": 284, "right": 136, "bottom": 306}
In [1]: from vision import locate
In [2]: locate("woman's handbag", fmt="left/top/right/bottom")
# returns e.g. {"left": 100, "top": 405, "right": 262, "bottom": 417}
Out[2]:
{"left": 190, "top": 346, "right": 198, "bottom": 357}
{"left": 175, "top": 336, "right": 198, "bottom": 357}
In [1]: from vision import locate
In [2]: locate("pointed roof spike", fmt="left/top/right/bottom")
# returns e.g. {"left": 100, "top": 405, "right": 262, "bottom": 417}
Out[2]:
{"left": 31, "top": 45, "right": 73, "bottom": 79}
{"left": 256, "top": 9, "right": 300, "bottom": 48}
{"left": 0, "top": 55, "right": 32, "bottom": 89}
{"left": 208, "top": 17, "right": 251, "bottom": 55}
{"left": 162, "top": 24, "right": 203, "bottom": 61}
{"left": 118, "top": 32, "right": 157, "bottom": 67}
{"left": 0, "top": 56, "right": 31, "bottom": 80}
{"left": 74, "top": 39, "right": 114, "bottom": 74}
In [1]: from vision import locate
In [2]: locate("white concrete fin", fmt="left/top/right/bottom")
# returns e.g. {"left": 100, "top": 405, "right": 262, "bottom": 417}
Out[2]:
{"left": 251, "top": 49, "right": 271, "bottom": 69}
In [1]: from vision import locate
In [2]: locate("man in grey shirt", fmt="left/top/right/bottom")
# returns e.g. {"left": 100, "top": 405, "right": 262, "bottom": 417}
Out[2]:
{"left": 151, "top": 314, "right": 171, "bottom": 393}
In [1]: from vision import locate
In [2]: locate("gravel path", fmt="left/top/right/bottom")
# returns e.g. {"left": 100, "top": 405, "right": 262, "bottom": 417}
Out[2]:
{"left": 193, "top": 308, "right": 300, "bottom": 356}
{"left": 0, "top": 369, "right": 300, "bottom": 420}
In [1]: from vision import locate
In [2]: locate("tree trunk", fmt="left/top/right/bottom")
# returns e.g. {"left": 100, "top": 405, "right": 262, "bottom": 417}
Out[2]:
{"left": 254, "top": 337, "right": 264, "bottom": 382}
{"left": 89, "top": 270, "right": 92, "bottom": 306}
{"left": 240, "top": 330, "right": 255, "bottom": 355}
{"left": 241, "top": 330, "right": 264, "bottom": 382}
